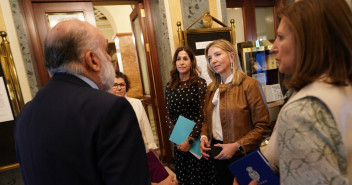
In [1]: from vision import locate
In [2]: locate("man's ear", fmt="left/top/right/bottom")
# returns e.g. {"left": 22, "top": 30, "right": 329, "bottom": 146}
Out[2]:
{"left": 84, "top": 50, "right": 101, "bottom": 72}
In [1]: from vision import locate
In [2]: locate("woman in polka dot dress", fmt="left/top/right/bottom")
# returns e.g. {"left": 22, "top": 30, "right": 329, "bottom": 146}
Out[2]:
{"left": 165, "top": 46, "right": 217, "bottom": 185}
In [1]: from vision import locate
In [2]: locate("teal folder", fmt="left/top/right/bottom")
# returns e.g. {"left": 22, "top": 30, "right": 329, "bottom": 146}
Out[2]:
{"left": 169, "top": 116, "right": 202, "bottom": 156}
{"left": 189, "top": 139, "right": 201, "bottom": 156}
{"left": 169, "top": 115, "right": 195, "bottom": 145}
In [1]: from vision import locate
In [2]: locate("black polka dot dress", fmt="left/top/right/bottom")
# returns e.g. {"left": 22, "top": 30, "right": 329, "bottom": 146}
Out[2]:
{"left": 165, "top": 78, "right": 217, "bottom": 185}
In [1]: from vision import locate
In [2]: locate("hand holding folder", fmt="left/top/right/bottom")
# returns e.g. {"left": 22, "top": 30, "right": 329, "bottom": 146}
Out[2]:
{"left": 228, "top": 150, "right": 279, "bottom": 185}
{"left": 169, "top": 116, "right": 202, "bottom": 158}
{"left": 147, "top": 151, "right": 169, "bottom": 183}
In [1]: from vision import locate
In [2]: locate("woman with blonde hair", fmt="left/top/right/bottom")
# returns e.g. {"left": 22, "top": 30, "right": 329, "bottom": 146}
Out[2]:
{"left": 200, "top": 39, "right": 272, "bottom": 185}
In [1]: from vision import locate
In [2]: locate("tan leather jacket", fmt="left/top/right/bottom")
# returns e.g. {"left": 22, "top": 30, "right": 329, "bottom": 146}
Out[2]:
{"left": 201, "top": 75, "right": 272, "bottom": 154}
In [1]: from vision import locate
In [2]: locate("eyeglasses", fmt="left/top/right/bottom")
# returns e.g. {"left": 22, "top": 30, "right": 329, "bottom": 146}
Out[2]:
{"left": 113, "top": 83, "right": 126, "bottom": 88}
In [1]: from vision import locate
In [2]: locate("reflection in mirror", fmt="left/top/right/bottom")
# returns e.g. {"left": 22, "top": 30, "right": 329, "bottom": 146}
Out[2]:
{"left": 255, "top": 7, "right": 275, "bottom": 41}
{"left": 46, "top": 12, "right": 85, "bottom": 28}
{"left": 133, "top": 17, "right": 151, "bottom": 95}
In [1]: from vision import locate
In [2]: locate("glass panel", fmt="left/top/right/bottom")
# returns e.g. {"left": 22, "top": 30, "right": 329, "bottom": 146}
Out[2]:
{"left": 146, "top": 104, "right": 159, "bottom": 147}
{"left": 46, "top": 12, "right": 85, "bottom": 29}
{"left": 241, "top": 46, "right": 283, "bottom": 104}
{"left": 227, "top": 8, "right": 245, "bottom": 43}
{"left": 132, "top": 17, "right": 151, "bottom": 95}
{"left": 113, "top": 37, "right": 124, "bottom": 72}
{"left": 255, "top": 7, "right": 275, "bottom": 41}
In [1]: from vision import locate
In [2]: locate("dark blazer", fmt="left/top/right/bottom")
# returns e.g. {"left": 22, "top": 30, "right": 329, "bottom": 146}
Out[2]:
{"left": 14, "top": 73, "right": 150, "bottom": 185}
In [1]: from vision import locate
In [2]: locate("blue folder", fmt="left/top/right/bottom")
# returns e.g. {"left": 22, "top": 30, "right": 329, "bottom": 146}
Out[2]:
{"left": 228, "top": 150, "right": 280, "bottom": 185}
{"left": 169, "top": 115, "right": 195, "bottom": 145}
{"left": 189, "top": 139, "right": 201, "bottom": 156}
{"left": 169, "top": 115, "right": 201, "bottom": 156}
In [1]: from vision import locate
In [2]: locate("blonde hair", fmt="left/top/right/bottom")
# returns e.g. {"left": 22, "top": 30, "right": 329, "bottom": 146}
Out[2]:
{"left": 205, "top": 39, "right": 246, "bottom": 90}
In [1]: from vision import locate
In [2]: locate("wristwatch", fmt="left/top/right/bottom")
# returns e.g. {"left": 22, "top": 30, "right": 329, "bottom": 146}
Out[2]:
{"left": 237, "top": 143, "right": 245, "bottom": 154}
{"left": 187, "top": 138, "right": 194, "bottom": 145}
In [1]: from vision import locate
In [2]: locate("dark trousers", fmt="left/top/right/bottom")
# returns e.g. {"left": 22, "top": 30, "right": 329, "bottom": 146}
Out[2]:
{"left": 211, "top": 139, "right": 243, "bottom": 185}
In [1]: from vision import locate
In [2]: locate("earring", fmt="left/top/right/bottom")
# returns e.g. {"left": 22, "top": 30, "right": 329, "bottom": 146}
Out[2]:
{"left": 231, "top": 62, "right": 234, "bottom": 70}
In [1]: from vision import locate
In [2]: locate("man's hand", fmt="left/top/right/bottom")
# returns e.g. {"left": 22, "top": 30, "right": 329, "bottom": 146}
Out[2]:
{"left": 151, "top": 149, "right": 161, "bottom": 160}
{"left": 200, "top": 137, "right": 211, "bottom": 159}
{"left": 152, "top": 174, "right": 178, "bottom": 185}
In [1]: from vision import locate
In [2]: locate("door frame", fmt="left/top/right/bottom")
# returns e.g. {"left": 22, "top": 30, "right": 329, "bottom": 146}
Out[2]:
{"left": 143, "top": 0, "right": 171, "bottom": 164}
{"left": 21, "top": 0, "right": 142, "bottom": 87}
{"left": 130, "top": 2, "right": 172, "bottom": 164}
{"left": 21, "top": 0, "right": 171, "bottom": 164}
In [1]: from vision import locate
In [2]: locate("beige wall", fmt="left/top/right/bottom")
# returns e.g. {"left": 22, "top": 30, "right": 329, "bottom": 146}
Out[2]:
{"left": 0, "top": 1, "right": 32, "bottom": 103}
{"left": 0, "top": 6, "right": 6, "bottom": 32}
{"left": 94, "top": 5, "right": 133, "bottom": 34}
{"left": 94, "top": 5, "right": 142, "bottom": 98}
{"left": 166, "top": 0, "right": 223, "bottom": 55}
{"left": 227, "top": 8, "right": 245, "bottom": 43}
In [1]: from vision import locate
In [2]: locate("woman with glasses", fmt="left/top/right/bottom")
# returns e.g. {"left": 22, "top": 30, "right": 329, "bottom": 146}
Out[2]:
{"left": 109, "top": 71, "right": 159, "bottom": 155}
{"left": 109, "top": 71, "right": 180, "bottom": 184}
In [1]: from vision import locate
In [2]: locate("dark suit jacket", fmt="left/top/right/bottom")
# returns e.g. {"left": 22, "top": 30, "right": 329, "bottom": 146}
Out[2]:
{"left": 14, "top": 73, "right": 150, "bottom": 185}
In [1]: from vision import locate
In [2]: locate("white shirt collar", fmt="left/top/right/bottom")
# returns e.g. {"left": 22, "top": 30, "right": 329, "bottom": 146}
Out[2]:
{"left": 222, "top": 74, "right": 233, "bottom": 84}
{"left": 72, "top": 73, "right": 99, "bottom": 90}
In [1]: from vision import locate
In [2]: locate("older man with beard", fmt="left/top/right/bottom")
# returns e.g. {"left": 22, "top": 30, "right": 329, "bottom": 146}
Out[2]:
{"left": 14, "top": 20, "right": 150, "bottom": 185}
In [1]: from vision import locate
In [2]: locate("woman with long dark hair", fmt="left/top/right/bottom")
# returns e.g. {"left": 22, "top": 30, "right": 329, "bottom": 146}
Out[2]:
{"left": 165, "top": 46, "right": 216, "bottom": 185}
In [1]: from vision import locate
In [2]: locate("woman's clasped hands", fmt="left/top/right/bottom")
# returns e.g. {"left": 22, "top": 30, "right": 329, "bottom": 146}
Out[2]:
{"left": 200, "top": 137, "right": 240, "bottom": 160}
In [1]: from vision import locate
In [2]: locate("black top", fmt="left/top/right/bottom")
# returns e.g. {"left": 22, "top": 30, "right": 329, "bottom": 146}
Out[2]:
{"left": 14, "top": 73, "right": 150, "bottom": 185}
{"left": 165, "top": 78, "right": 207, "bottom": 138}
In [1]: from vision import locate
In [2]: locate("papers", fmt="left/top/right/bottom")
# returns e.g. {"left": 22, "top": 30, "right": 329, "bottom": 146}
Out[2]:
{"left": 195, "top": 55, "right": 212, "bottom": 85}
{"left": 169, "top": 115, "right": 202, "bottom": 159}
{"left": 0, "top": 77, "right": 14, "bottom": 122}
{"left": 228, "top": 150, "right": 280, "bottom": 185}
{"left": 195, "top": 41, "right": 213, "bottom": 50}
{"left": 262, "top": 84, "right": 283, "bottom": 103}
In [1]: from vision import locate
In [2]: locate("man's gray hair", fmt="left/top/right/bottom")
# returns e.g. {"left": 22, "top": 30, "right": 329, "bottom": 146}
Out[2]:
{"left": 44, "top": 20, "right": 99, "bottom": 76}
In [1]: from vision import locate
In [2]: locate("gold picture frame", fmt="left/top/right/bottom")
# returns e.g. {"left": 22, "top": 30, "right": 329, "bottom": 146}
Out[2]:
{"left": 0, "top": 31, "right": 24, "bottom": 172}
{"left": 176, "top": 12, "right": 236, "bottom": 84}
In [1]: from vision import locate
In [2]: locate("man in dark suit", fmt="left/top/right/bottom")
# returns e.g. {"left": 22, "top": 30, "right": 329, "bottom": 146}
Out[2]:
{"left": 14, "top": 19, "right": 150, "bottom": 185}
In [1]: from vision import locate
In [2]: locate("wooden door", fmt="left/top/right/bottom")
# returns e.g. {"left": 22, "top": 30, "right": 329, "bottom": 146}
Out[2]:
{"left": 23, "top": 0, "right": 96, "bottom": 87}
{"left": 32, "top": 2, "right": 96, "bottom": 47}
{"left": 130, "top": 3, "right": 172, "bottom": 164}
{"left": 22, "top": 0, "right": 171, "bottom": 164}
{"left": 226, "top": 0, "right": 285, "bottom": 41}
